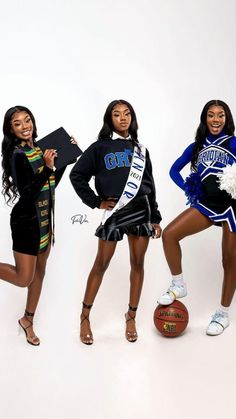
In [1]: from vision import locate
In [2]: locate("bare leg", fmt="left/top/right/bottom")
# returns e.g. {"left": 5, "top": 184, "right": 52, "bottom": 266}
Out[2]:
{"left": 80, "top": 239, "right": 117, "bottom": 344}
{"left": 83, "top": 239, "right": 117, "bottom": 304}
{"left": 162, "top": 208, "right": 213, "bottom": 274}
{"left": 205, "top": 222, "right": 236, "bottom": 336}
{"left": 0, "top": 252, "right": 37, "bottom": 287}
{"left": 125, "top": 235, "right": 150, "bottom": 342}
{"left": 128, "top": 235, "right": 149, "bottom": 307}
{"left": 19, "top": 244, "right": 51, "bottom": 345}
{"left": 221, "top": 222, "right": 236, "bottom": 307}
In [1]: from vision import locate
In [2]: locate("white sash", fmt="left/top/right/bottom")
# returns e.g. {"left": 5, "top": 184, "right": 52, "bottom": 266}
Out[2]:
{"left": 101, "top": 144, "right": 146, "bottom": 225}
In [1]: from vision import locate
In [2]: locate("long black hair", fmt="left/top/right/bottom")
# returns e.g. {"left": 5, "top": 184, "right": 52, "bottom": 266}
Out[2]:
{"left": 191, "top": 100, "right": 235, "bottom": 170}
{"left": 98, "top": 99, "right": 139, "bottom": 148}
{"left": 2, "top": 105, "right": 37, "bottom": 204}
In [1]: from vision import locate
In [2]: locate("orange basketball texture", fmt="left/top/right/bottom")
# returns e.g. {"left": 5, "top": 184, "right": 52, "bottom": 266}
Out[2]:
{"left": 154, "top": 300, "right": 189, "bottom": 337}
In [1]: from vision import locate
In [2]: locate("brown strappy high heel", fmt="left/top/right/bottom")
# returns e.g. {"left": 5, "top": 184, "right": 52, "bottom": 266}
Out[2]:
{"left": 125, "top": 305, "right": 138, "bottom": 342}
{"left": 80, "top": 302, "right": 93, "bottom": 345}
{"left": 18, "top": 310, "right": 40, "bottom": 346}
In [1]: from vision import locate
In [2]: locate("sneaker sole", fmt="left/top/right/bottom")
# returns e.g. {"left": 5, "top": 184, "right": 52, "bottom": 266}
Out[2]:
{"left": 206, "top": 322, "right": 229, "bottom": 336}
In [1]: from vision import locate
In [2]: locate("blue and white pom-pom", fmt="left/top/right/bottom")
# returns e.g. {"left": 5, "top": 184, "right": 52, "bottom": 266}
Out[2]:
{"left": 217, "top": 163, "right": 236, "bottom": 199}
{"left": 184, "top": 172, "right": 202, "bottom": 205}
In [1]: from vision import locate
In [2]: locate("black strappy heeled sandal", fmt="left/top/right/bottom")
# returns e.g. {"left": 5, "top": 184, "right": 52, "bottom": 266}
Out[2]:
{"left": 80, "top": 302, "right": 93, "bottom": 345}
{"left": 18, "top": 310, "right": 40, "bottom": 346}
{"left": 125, "top": 305, "right": 138, "bottom": 343}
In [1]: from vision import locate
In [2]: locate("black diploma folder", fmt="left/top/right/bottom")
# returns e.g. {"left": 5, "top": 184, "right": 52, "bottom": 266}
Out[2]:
{"left": 37, "top": 127, "right": 82, "bottom": 170}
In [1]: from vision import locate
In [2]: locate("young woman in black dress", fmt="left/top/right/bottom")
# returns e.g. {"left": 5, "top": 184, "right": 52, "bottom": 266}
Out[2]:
{"left": 1, "top": 106, "right": 65, "bottom": 345}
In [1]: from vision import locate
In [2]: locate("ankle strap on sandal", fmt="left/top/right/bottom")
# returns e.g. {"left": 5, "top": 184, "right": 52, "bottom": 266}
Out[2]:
{"left": 24, "top": 310, "right": 35, "bottom": 317}
{"left": 82, "top": 302, "right": 93, "bottom": 310}
{"left": 128, "top": 305, "right": 138, "bottom": 312}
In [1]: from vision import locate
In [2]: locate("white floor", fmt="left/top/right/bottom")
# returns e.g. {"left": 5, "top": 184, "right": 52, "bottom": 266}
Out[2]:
{"left": 1, "top": 233, "right": 235, "bottom": 419}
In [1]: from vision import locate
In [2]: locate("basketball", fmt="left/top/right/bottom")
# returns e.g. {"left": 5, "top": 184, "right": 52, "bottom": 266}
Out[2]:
{"left": 153, "top": 300, "right": 189, "bottom": 337}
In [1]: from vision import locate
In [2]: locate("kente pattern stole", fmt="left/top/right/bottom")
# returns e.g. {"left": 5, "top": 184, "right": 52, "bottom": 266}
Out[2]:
{"left": 18, "top": 142, "right": 55, "bottom": 252}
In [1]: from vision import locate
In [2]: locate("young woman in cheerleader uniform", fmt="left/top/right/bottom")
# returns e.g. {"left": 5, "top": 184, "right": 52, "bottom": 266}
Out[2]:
{"left": 158, "top": 99, "right": 236, "bottom": 336}
{"left": 70, "top": 99, "right": 162, "bottom": 344}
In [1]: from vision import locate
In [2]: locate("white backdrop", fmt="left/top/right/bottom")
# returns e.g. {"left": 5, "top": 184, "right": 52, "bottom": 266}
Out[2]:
{"left": 0, "top": 1, "right": 236, "bottom": 419}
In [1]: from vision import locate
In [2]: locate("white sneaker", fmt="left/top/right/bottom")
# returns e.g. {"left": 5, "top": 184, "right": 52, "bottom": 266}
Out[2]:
{"left": 158, "top": 282, "right": 187, "bottom": 305}
{"left": 206, "top": 310, "right": 230, "bottom": 336}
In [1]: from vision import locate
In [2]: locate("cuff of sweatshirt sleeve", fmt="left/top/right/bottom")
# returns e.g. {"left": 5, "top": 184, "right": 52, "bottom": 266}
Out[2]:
{"left": 151, "top": 214, "right": 162, "bottom": 224}
{"left": 95, "top": 197, "right": 102, "bottom": 209}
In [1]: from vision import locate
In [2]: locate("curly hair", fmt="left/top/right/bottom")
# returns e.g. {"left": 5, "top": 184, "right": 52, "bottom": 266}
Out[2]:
{"left": 191, "top": 100, "right": 235, "bottom": 170}
{"left": 2, "top": 106, "right": 37, "bottom": 204}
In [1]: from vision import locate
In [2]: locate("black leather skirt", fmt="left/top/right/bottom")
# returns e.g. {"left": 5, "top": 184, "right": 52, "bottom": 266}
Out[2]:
{"left": 95, "top": 195, "right": 153, "bottom": 241}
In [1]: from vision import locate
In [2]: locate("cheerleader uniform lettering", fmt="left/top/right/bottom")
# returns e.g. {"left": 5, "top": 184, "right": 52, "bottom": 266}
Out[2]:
{"left": 170, "top": 133, "right": 236, "bottom": 232}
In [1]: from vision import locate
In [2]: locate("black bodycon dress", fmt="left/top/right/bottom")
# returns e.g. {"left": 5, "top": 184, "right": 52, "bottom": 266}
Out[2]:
{"left": 9, "top": 144, "right": 64, "bottom": 256}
